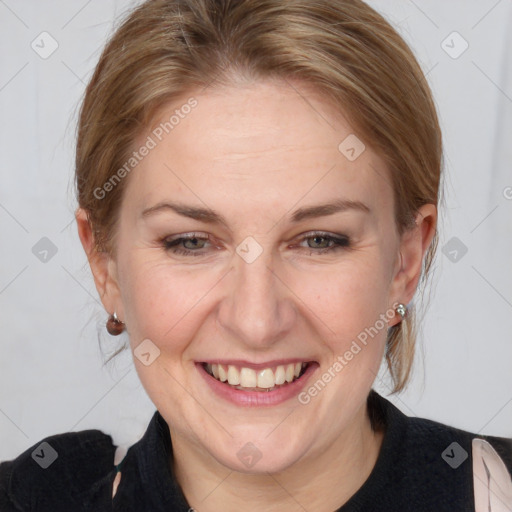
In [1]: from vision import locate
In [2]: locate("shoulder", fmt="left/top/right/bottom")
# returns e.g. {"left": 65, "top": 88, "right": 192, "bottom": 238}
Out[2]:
{"left": 407, "top": 414, "right": 512, "bottom": 508}
{"left": 0, "top": 429, "right": 117, "bottom": 512}
{"left": 406, "top": 412, "right": 512, "bottom": 472}
{"left": 374, "top": 391, "right": 512, "bottom": 476}
{"left": 368, "top": 392, "right": 512, "bottom": 510}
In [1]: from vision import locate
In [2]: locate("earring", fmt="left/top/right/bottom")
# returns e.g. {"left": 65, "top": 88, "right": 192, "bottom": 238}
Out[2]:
{"left": 106, "top": 312, "right": 125, "bottom": 336}
{"left": 396, "top": 303, "right": 406, "bottom": 320}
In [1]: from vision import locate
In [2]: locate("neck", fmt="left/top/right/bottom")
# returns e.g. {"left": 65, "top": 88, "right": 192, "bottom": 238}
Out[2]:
{"left": 171, "top": 400, "right": 385, "bottom": 512}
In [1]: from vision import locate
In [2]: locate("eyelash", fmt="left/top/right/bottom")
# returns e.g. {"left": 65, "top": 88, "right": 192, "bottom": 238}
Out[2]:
{"left": 162, "top": 232, "right": 351, "bottom": 257}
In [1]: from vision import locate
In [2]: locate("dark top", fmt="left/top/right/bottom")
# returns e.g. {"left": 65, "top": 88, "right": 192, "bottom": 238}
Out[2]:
{"left": 1, "top": 390, "right": 511, "bottom": 511}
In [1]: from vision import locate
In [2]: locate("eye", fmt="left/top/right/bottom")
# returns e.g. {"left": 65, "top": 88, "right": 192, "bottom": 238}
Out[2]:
{"left": 162, "top": 233, "right": 211, "bottom": 256}
{"left": 298, "top": 232, "right": 351, "bottom": 253}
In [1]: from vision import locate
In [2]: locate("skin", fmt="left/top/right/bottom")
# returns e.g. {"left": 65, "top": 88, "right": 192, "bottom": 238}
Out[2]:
{"left": 77, "top": 79, "right": 436, "bottom": 511}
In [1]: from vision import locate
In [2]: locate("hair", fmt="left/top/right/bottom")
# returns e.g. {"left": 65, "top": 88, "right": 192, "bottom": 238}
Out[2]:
{"left": 75, "top": 0, "right": 443, "bottom": 393}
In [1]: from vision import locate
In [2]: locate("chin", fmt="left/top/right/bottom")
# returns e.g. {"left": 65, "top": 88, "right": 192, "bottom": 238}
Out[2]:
{"left": 217, "top": 448, "right": 303, "bottom": 475}
{"left": 201, "top": 428, "right": 310, "bottom": 475}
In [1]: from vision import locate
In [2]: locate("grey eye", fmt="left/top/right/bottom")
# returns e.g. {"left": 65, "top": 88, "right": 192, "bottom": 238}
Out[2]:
{"left": 182, "top": 237, "right": 207, "bottom": 250}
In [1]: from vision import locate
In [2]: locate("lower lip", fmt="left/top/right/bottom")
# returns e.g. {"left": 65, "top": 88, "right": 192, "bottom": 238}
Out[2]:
{"left": 196, "top": 363, "right": 318, "bottom": 407}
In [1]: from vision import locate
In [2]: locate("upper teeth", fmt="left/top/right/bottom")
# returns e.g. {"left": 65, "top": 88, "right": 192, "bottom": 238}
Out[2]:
{"left": 206, "top": 362, "right": 305, "bottom": 389}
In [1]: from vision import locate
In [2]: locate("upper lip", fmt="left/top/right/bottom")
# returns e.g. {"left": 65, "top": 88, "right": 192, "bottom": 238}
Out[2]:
{"left": 198, "top": 359, "right": 316, "bottom": 370}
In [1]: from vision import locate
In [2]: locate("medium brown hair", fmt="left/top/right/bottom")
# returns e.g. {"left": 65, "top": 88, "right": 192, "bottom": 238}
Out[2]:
{"left": 75, "top": 0, "right": 443, "bottom": 392}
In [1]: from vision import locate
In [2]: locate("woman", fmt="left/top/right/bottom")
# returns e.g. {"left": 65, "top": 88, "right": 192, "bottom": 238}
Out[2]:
{"left": 1, "top": 0, "right": 511, "bottom": 510}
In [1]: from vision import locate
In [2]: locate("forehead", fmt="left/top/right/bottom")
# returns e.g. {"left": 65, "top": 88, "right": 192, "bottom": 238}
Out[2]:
{"left": 124, "top": 80, "right": 393, "bottom": 220}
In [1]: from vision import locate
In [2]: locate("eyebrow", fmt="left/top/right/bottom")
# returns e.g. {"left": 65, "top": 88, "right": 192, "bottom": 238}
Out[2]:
{"left": 141, "top": 198, "right": 370, "bottom": 225}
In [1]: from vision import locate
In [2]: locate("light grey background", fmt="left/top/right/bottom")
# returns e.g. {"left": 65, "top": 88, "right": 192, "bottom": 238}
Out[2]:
{"left": 1, "top": 0, "right": 511, "bottom": 461}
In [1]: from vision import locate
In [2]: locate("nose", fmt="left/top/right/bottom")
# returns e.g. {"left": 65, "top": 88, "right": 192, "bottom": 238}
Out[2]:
{"left": 216, "top": 244, "right": 296, "bottom": 350}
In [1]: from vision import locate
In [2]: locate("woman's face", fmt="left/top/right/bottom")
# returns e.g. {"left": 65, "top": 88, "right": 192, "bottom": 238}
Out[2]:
{"left": 95, "top": 80, "right": 422, "bottom": 472}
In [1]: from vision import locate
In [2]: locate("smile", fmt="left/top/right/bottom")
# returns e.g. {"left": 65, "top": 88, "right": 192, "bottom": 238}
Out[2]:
{"left": 202, "top": 362, "right": 311, "bottom": 392}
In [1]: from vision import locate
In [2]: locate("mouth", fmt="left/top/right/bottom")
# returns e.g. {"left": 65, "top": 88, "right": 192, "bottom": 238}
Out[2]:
{"left": 201, "top": 361, "right": 312, "bottom": 392}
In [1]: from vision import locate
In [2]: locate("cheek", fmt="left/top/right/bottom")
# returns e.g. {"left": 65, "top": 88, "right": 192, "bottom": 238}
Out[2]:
{"left": 117, "top": 257, "right": 221, "bottom": 413}
{"left": 289, "top": 253, "right": 393, "bottom": 346}
{"left": 118, "top": 254, "right": 221, "bottom": 346}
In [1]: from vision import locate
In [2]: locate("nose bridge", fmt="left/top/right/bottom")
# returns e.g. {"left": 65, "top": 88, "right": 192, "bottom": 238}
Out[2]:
{"left": 218, "top": 241, "right": 294, "bottom": 348}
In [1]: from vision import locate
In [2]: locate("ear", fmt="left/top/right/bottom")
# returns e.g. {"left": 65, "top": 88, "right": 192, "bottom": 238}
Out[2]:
{"left": 388, "top": 204, "right": 437, "bottom": 327}
{"left": 76, "top": 208, "right": 124, "bottom": 320}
